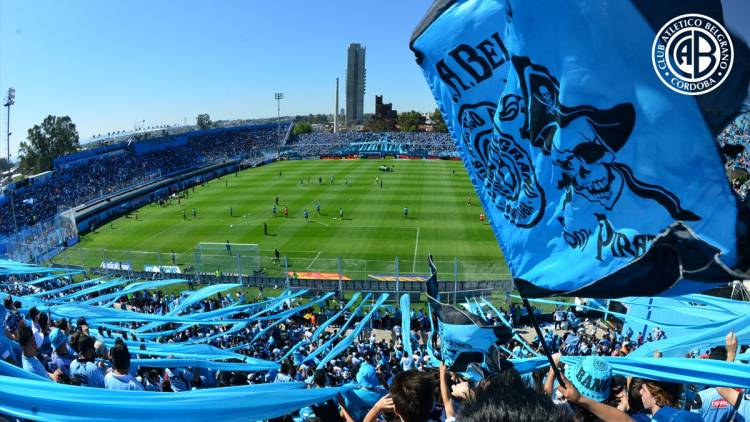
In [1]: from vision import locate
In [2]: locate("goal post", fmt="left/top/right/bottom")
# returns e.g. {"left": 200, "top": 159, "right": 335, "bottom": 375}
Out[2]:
{"left": 195, "top": 242, "right": 260, "bottom": 275}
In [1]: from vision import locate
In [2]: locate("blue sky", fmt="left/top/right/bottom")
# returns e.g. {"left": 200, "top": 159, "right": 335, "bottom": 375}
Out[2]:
{"left": 0, "top": 0, "right": 436, "bottom": 152}
{"left": 1, "top": 1, "right": 748, "bottom": 158}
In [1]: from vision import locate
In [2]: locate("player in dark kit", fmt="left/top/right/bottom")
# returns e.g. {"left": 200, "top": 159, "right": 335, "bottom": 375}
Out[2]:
{"left": 403, "top": 207, "right": 409, "bottom": 219}
{"left": 192, "top": 208, "right": 197, "bottom": 219}
{"left": 339, "top": 208, "right": 344, "bottom": 220}
{"left": 304, "top": 209, "right": 309, "bottom": 222}
{"left": 182, "top": 209, "right": 187, "bottom": 220}
{"left": 315, "top": 203, "right": 321, "bottom": 215}
{"left": 225, "top": 240, "right": 232, "bottom": 255}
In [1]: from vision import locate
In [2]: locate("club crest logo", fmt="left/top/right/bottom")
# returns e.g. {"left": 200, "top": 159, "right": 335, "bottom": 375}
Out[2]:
{"left": 652, "top": 13, "right": 733, "bottom": 95}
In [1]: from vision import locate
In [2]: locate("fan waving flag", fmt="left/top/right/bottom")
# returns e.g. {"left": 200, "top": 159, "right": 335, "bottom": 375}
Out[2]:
{"left": 411, "top": 0, "right": 750, "bottom": 298}
{"left": 425, "top": 255, "right": 512, "bottom": 370}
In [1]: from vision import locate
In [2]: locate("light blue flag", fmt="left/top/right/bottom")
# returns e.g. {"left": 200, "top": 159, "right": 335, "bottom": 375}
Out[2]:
{"left": 400, "top": 294, "right": 413, "bottom": 356}
{"left": 131, "top": 358, "right": 279, "bottom": 372}
{"left": 250, "top": 292, "right": 334, "bottom": 343}
{"left": 411, "top": 0, "right": 750, "bottom": 298}
{"left": 316, "top": 293, "right": 389, "bottom": 369}
{"left": 312, "top": 292, "right": 361, "bottom": 342}
{"left": 0, "top": 364, "right": 356, "bottom": 422}
{"left": 303, "top": 293, "right": 372, "bottom": 364}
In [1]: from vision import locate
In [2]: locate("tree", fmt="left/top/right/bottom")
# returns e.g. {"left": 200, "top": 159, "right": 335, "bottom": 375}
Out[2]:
{"left": 292, "top": 122, "right": 313, "bottom": 135}
{"left": 19, "top": 115, "right": 79, "bottom": 174}
{"left": 365, "top": 117, "right": 389, "bottom": 132}
{"left": 431, "top": 108, "right": 448, "bottom": 132}
{"left": 0, "top": 158, "right": 12, "bottom": 172}
{"left": 196, "top": 113, "right": 212, "bottom": 130}
{"left": 397, "top": 111, "right": 425, "bottom": 132}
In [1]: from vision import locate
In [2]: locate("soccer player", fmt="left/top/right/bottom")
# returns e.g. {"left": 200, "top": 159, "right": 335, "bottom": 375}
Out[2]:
{"left": 319, "top": 176, "right": 322, "bottom": 184}
{"left": 480, "top": 212, "right": 485, "bottom": 223}
{"left": 330, "top": 176, "right": 334, "bottom": 184}
{"left": 229, "top": 206, "right": 233, "bottom": 217}
{"left": 182, "top": 209, "right": 186, "bottom": 220}
{"left": 272, "top": 205, "right": 277, "bottom": 217}
{"left": 304, "top": 209, "right": 309, "bottom": 222}
{"left": 339, "top": 208, "right": 344, "bottom": 220}
{"left": 404, "top": 207, "right": 409, "bottom": 219}
{"left": 264, "top": 222, "right": 268, "bottom": 236}
{"left": 226, "top": 240, "right": 232, "bottom": 255}
{"left": 192, "top": 208, "right": 197, "bottom": 219}
{"left": 171, "top": 250, "right": 177, "bottom": 265}
{"left": 315, "top": 203, "right": 321, "bottom": 214}
{"left": 467, "top": 196, "right": 471, "bottom": 206}
{"left": 274, "top": 248, "right": 280, "bottom": 263}
{"left": 275, "top": 196, "right": 279, "bottom": 205}
{"left": 284, "top": 207, "right": 289, "bottom": 218}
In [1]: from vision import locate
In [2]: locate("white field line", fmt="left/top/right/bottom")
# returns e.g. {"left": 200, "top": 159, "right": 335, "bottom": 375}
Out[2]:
{"left": 307, "top": 251, "right": 322, "bottom": 269}
{"left": 412, "top": 227, "right": 420, "bottom": 272}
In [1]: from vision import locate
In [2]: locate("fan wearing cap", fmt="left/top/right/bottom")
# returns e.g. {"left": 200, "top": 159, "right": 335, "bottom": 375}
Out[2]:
{"left": 17, "top": 325, "right": 62, "bottom": 382}
{"left": 49, "top": 327, "right": 73, "bottom": 376}
{"left": 558, "top": 358, "right": 702, "bottom": 421}
{"left": 69, "top": 334, "right": 105, "bottom": 388}
{"left": 556, "top": 356, "right": 626, "bottom": 420}
{"left": 343, "top": 362, "right": 387, "bottom": 422}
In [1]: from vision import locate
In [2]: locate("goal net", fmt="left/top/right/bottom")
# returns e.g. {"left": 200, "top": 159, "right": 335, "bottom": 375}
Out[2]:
{"left": 194, "top": 242, "right": 260, "bottom": 274}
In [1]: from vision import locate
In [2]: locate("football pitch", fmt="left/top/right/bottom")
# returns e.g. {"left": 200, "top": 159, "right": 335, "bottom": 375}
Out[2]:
{"left": 54, "top": 159, "right": 509, "bottom": 281}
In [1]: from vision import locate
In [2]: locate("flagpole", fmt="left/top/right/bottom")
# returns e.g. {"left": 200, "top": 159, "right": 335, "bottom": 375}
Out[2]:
{"left": 521, "top": 297, "right": 566, "bottom": 387}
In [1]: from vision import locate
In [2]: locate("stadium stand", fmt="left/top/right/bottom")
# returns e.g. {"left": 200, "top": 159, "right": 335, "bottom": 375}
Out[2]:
{"left": 285, "top": 132, "right": 456, "bottom": 158}
{"left": 0, "top": 123, "right": 289, "bottom": 237}
{"left": 1, "top": 260, "right": 749, "bottom": 421}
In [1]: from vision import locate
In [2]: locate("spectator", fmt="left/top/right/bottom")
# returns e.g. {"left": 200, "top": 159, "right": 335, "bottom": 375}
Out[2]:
{"left": 104, "top": 341, "right": 144, "bottom": 391}
{"left": 70, "top": 335, "right": 105, "bottom": 388}
{"left": 17, "top": 325, "right": 62, "bottom": 382}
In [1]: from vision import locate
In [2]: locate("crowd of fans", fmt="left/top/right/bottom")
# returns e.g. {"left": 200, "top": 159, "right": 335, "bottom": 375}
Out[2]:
{"left": 721, "top": 113, "right": 750, "bottom": 199}
{"left": 286, "top": 132, "right": 455, "bottom": 158}
{"left": 0, "top": 126, "right": 285, "bottom": 236}
{"left": 722, "top": 113, "right": 750, "bottom": 171}
{"left": 2, "top": 271, "right": 748, "bottom": 421}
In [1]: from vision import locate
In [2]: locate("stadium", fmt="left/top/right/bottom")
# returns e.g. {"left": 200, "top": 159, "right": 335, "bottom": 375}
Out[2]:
{"left": 1, "top": 1, "right": 750, "bottom": 421}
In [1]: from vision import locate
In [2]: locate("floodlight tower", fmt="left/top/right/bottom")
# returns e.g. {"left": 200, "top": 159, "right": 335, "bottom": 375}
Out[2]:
{"left": 275, "top": 92, "right": 284, "bottom": 142}
{"left": 3, "top": 88, "right": 15, "bottom": 165}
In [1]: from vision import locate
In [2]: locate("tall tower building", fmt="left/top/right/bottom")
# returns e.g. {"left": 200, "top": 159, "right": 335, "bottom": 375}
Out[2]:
{"left": 334, "top": 78, "right": 339, "bottom": 134}
{"left": 346, "top": 43, "right": 366, "bottom": 126}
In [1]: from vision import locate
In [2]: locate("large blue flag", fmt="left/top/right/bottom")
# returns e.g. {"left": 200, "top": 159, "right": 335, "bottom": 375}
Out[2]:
{"left": 411, "top": 0, "right": 750, "bottom": 298}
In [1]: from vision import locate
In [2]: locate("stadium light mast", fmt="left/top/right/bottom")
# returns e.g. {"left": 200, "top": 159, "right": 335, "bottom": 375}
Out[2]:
{"left": 3, "top": 87, "right": 15, "bottom": 166}
{"left": 274, "top": 92, "right": 284, "bottom": 142}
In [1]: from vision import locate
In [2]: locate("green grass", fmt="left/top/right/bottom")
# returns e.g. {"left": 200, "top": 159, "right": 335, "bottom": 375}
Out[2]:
{"left": 54, "top": 159, "right": 509, "bottom": 281}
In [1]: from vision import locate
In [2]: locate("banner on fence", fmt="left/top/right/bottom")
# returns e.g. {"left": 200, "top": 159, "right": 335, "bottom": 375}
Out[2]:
{"left": 368, "top": 274, "right": 430, "bottom": 282}
{"left": 289, "top": 271, "right": 350, "bottom": 281}
{"left": 100, "top": 261, "right": 131, "bottom": 271}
